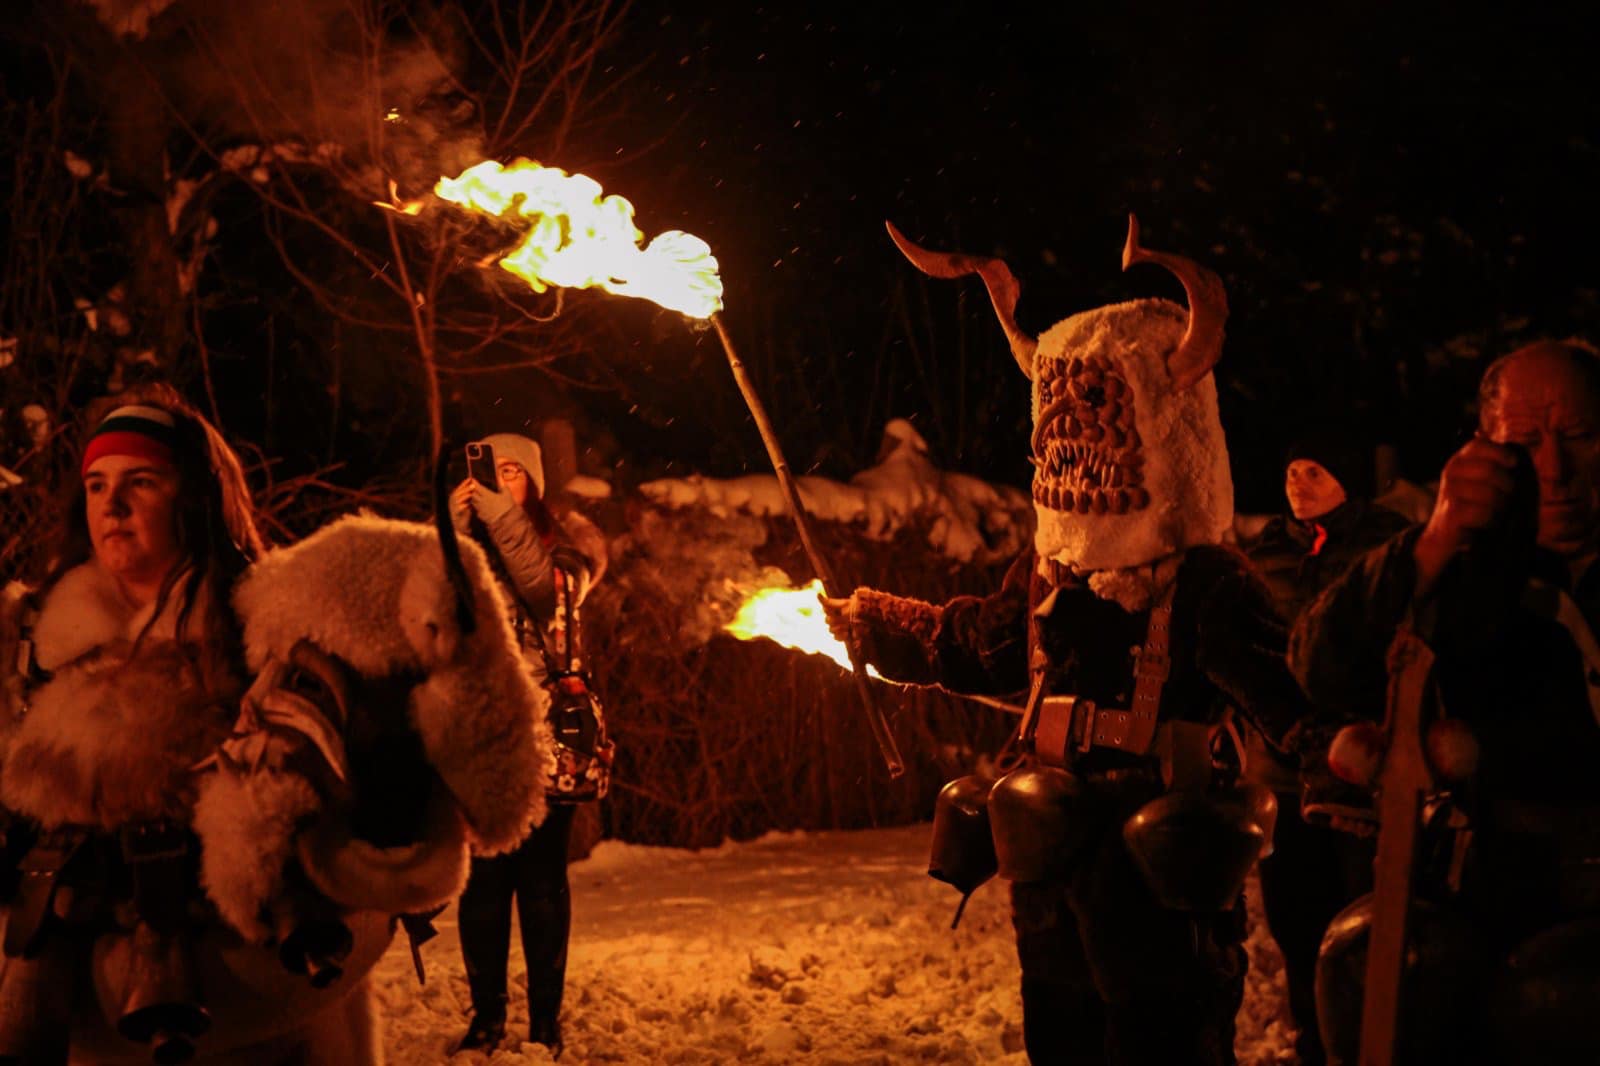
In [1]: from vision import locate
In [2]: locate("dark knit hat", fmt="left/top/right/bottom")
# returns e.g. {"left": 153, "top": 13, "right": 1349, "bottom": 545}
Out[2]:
{"left": 1284, "top": 427, "right": 1371, "bottom": 499}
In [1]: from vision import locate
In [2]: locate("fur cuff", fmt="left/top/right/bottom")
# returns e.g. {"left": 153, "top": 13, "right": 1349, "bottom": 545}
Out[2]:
{"left": 850, "top": 587, "right": 943, "bottom": 647}
{"left": 295, "top": 788, "right": 469, "bottom": 915}
{"left": 194, "top": 768, "right": 321, "bottom": 942}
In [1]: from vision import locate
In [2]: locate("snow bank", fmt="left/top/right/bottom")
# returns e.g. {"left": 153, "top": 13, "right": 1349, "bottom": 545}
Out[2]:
{"left": 639, "top": 419, "right": 1034, "bottom": 567}
{"left": 375, "top": 825, "right": 1294, "bottom": 1064}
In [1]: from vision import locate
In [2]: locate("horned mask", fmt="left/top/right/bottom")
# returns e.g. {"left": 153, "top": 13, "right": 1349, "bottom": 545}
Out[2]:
{"left": 888, "top": 215, "right": 1233, "bottom": 572}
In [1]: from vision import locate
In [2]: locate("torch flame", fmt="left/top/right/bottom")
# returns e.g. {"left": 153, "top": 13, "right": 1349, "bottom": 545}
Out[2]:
{"left": 725, "top": 579, "right": 880, "bottom": 678}
{"left": 432, "top": 159, "right": 724, "bottom": 319}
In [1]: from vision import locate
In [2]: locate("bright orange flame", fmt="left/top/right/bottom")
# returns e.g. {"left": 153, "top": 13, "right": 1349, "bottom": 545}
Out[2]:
{"left": 431, "top": 159, "right": 724, "bottom": 319}
{"left": 725, "top": 579, "right": 880, "bottom": 677}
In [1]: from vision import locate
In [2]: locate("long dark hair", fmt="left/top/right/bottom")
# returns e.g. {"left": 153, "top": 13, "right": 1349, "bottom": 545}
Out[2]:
{"left": 35, "top": 383, "right": 266, "bottom": 683}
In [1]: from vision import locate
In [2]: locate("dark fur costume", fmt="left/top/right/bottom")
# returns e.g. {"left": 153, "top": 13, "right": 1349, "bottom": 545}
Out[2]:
{"left": 849, "top": 545, "right": 1308, "bottom": 1065}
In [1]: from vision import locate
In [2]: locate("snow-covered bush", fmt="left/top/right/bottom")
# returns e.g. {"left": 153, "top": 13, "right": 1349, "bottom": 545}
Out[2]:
{"left": 582, "top": 423, "right": 1030, "bottom": 847}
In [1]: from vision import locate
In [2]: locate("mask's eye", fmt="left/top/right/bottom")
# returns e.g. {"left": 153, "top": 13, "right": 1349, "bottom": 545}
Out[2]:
{"left": 1082, "top": 385, "right": 1106, "bottom": 408}
{"left": 282, "top": 666, "right": 332, "bottom": 704}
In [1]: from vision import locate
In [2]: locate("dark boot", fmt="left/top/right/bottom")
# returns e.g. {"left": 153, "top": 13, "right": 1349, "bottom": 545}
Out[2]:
{"left": 452, "top": 1011, "right": 506, "bottom": 1055}
{"left": 529, "top": 1013, "right": 563, "bottom": 1057}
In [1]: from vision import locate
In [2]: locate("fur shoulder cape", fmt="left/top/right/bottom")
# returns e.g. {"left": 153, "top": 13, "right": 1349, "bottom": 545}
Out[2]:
{"left": 0, "top": 563, "right": 238, "bottom": 829}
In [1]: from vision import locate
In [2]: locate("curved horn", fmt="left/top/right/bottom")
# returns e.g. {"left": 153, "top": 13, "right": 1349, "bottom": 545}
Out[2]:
{"left": 1121, "top": 213, "right": 1229, "bottom": 390}
{"left": 886, "top": 221, "right": 1037, "bottom": 378}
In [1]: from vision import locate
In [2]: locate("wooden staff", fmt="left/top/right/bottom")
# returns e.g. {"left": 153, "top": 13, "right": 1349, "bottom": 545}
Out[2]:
{"left": 1359, "top": 625, "right": 1436, "bottom": 1066}
{"left": 709, "top": 312, "right": 905, "bottom": 778}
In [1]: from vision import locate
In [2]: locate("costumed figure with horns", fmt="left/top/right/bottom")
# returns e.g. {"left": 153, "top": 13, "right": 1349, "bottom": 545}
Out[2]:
{"left": 825, "top": 218, "right": 1312, "bottom": 1065}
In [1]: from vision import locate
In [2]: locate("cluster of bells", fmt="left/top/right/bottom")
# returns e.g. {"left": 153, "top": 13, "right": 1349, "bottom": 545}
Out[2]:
{"left": 924, "top": 715, "right": 1600, "bottom": 1062}
{"left": 927, "top": 763, "right": 1277, "bottom": 915}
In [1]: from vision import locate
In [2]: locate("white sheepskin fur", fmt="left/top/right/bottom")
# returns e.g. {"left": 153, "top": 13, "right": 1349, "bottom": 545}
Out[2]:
{"left": 1031, "top": 298, "right": 1234, "bottom": 571}
{"left": 0, "top": 564, "right": 236, "bottom": 830}
{"left": 192, "top": 769, "right": 322, "bottom": 942}
{"left": 196, "top": 514, "right": 552, "bottom": 941}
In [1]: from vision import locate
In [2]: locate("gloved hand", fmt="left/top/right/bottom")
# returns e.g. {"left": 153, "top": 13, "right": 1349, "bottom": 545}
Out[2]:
{"left": 819, "top": 592, "right": 863, "bottom": 654}
{"left": 451, "top": 477, "right": 517, "bottom": 532}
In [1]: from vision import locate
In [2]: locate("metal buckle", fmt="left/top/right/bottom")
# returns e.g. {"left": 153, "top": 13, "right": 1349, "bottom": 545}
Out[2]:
{"left": 1072, "top": 699, "right": 1099, "bottom": 754}
{"left": 120, "top": 823, "right": 189, "bottom": 864}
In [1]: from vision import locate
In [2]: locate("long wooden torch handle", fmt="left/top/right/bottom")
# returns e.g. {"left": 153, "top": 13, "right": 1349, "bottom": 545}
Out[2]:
{"left": 1359, "top": 630, "right": 1435, "bottom": 1066}
{"left": 710, "top": 313, "right": 906, "bottom": 777}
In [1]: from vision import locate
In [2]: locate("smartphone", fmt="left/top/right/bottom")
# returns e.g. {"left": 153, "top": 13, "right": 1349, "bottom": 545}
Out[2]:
{"left": 465, "top": 441, "right": 499, "bottom": 489}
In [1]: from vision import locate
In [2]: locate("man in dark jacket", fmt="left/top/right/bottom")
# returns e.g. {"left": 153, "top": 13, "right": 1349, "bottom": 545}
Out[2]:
{"left": 1289, "top": 338, "right": 1600, "bottom": 1062}
{"left": 1247, "top": 433, "right": 1411, "bottom": 621}
{"left": 1241, "top": 432, "right": 1409, "bottom": 1065}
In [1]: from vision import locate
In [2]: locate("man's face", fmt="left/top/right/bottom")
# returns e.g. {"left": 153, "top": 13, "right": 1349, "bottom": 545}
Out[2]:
{"left": 1285, "top": 459, "right": 1347, "bottom": 521}
{"left": 1482, "top": 349, "right": 1600, "bottom": 557}
{"left": 84, "top": 454, "right": 185, "bottom": 588}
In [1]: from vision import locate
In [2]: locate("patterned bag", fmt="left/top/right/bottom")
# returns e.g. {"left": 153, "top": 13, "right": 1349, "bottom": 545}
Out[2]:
{"left": 541, "top": 565, "right": 614, "bottom": 803}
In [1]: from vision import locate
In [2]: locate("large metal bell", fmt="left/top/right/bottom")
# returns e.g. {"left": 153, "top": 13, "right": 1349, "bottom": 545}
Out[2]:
{"left": 277, "top": 913, "right": 354, "bottom": 989}
{"left": 927, "top": 775, "right": 998, "bottom": 896}
{"left": 1121, "top": 786, "right": 1266, "bottom": 911}
{"left": 1491, "top": 917, "right": 1600, "bottom": 1062}
{"left": 987, "top": 765, "right": 1092, "bottom": 883}
{"left": 1314, "top": 893, "right": 1488, "bottom": 1065}
{"left": 95, "top": 922, "right": 211, "bottom": 1064}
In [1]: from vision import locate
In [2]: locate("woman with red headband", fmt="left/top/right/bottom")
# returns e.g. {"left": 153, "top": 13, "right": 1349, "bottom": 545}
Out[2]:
{"left": 0, "top": 382, "right": 264, "bottom": 1059}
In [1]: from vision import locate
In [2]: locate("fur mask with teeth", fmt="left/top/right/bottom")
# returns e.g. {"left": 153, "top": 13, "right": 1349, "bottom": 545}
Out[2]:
{"left": 887, "top": 215, "right": 1234, "bottom": 573}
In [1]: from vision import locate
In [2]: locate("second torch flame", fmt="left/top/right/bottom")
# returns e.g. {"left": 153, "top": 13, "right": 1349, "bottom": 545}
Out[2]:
{"left": 431, "top": 159, "right": 725, "bottom": 320}
{"left": 725, "top": 580, "right": 881, "bottom": 679}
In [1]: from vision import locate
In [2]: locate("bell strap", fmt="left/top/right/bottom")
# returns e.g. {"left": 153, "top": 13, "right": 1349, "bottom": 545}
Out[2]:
{"left": 1028, "top": 581, "right": 1178, "bottom": 765}
{"left": 4, "top": 828, "right": 86, "bottom": 959}
{"left": 535, "top": 565, "right": 583, "bottom": 679}
{"left": 1124, "top": 585, "right": 1175, "bottom": 754}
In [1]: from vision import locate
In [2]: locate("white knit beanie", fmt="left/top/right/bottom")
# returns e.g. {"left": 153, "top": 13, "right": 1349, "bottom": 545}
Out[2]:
{"left": 480, "top": 433, "right": 545, "bottom": 499}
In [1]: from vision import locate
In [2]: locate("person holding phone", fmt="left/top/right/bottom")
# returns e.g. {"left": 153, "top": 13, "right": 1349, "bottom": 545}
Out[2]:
{"left": 449, "top": 432, "right": 608, "bottom": 1055}
{"left": 1289, "top": 338, "right": 1600, "bottom": 1062}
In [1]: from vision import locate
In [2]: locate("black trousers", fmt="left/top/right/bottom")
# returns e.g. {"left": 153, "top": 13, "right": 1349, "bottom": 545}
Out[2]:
{"left": 457, "top": 804, "right": 576, "bottom": 1027}
{"left": 1256, "top": 795, "right": 1373, "bottom": 1066}
{"left": 1011, "top": 823, "right": 1248, "bottom": 1066}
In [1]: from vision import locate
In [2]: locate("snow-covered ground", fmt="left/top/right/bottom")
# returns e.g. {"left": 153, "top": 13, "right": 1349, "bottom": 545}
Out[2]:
{"left": 376, "top": 824, "right": 1297, "bottom": 1064}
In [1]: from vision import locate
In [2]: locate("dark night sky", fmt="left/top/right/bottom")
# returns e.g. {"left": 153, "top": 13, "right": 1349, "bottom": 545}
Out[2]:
{"left": 519, "top": 2, "right": 1600, "bottom": 513}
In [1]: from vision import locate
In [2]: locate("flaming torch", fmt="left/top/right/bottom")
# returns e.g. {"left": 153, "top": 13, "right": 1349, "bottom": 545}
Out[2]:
{"left": 422, "top": 159, "right": 904, "bottom": 776}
